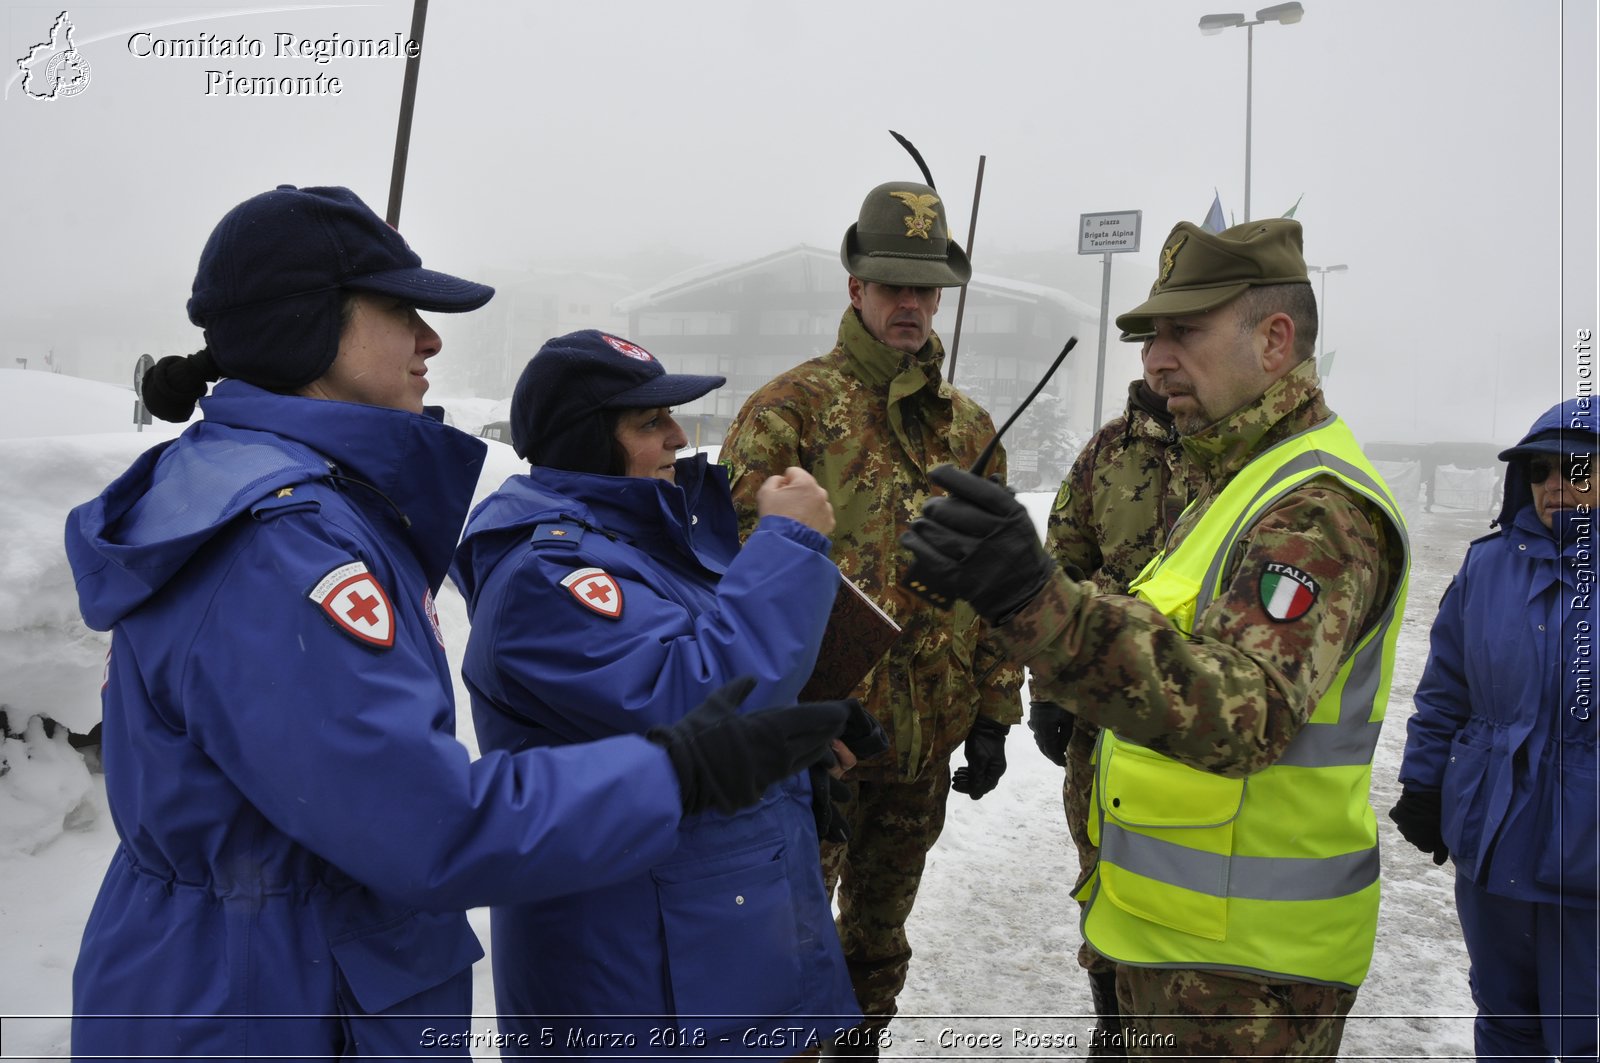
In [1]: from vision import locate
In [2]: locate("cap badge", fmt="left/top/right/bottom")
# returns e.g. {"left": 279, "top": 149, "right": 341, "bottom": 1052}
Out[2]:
{"left": 603, "top": 335, "right": 656, "bottom": 363}
{"left": 889, "top": 191, "right": 941, "bottom": 240}
{"left": 1157, "top": 235, "right": 1187, "bottom": 289}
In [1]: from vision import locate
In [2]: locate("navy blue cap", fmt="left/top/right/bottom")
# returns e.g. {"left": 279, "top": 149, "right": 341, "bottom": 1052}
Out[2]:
{"left": 1498, "top": 428, "right": 1600, "bottom": 464}
{"left": 186, "top": 184, "right": 494, "bottom": 390}
{"left": 511, "top": 330, "right": 724, "bottom": 465}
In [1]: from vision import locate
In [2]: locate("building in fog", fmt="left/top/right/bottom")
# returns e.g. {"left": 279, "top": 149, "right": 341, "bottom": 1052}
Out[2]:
{"left": 458, "top": 267, "right": 634, "bottom": 398}
{"left": 616, "top": 244, "right": 1108, "bottom": 485}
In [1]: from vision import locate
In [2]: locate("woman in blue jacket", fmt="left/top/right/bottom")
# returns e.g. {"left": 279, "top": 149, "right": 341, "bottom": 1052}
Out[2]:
{"left": 1391, "top": 396, "right": 1598, "bottom": 1062}
{"left": 64, "top": 187, "right": 846, "bottom": 1059}
{"left": 452, "top": 330, "right": 861, "bottom": 1056}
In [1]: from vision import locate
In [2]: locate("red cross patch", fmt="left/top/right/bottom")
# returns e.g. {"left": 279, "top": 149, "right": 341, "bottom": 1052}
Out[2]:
{"left": 602, "top": 334, "right": 656, "bottom": 363}
{"left": 423, "top": 588, "right": 446, "bottom": 649}
{"left": 560, "top": 566, "right": 624, "bottom": 619}
{"left": 309, "top": 561, "right": 395, "bottom": 650}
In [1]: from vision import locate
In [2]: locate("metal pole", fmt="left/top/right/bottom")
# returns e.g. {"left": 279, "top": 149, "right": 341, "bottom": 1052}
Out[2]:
{"left": 385, "top": 0, "right": 429, "bottom": 227}
{"left": 1093, "top": 252, "right": 1112, "bottom": 428}
{"left": 1317, "top": 270, "right": 1327, "bottom": 359}
{"left": 1244, "top": 22, "right": 1254, "bottom": 222}
{"left": 946, "top": 155, "right": 986, "bottom": 383}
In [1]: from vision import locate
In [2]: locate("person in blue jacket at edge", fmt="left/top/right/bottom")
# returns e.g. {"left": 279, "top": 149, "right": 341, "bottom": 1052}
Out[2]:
{"left": 1390, "top": 395, "right": 1598, "bottom": 1063}
{"left": 450, "top": 329, "right": 874, "bottom": 1057}
{"left": 63, "top": 185, "right": 851, "bottom": 1060}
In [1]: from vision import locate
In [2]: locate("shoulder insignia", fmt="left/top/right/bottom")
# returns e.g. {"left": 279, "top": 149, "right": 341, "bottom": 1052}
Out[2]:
{"left": 1052, "top": 480, "right": 1071, "bottom": 513}
{"left": 252, "top": 482, "right": 322, "bottom": 520}
{"left": 1259, "top": 562, "right": 1319, "bottom": 622}
{"left": 561, "top": 566, "right": 623, "bottom": 619}
{"left": 308, "top": 560, "right": 395, "bottom": 650}
{"left": 423, "top": 588, "right": 445, "bottom": 649}
{"left": 532, "top": 521, "right": 586, "bottom": 546}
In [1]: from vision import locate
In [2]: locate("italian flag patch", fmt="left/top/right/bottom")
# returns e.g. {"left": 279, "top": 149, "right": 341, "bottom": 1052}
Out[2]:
{"left": 1259, "top": 562, "right": 1319, "bottom": 622}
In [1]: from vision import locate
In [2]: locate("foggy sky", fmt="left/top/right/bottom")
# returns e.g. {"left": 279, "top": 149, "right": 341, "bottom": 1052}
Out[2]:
{"left": 2, "top": 0, "right": 1594, "bottom": 445}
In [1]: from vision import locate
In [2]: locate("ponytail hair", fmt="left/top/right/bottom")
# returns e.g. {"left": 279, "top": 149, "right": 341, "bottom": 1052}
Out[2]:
{"left": 141, "top": 348, "right": 221, "bottom": 423}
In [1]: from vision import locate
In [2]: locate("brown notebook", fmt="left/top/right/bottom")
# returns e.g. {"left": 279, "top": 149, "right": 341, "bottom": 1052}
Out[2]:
{"left": 799, "top": 571, "right": 902, "bottom": 701}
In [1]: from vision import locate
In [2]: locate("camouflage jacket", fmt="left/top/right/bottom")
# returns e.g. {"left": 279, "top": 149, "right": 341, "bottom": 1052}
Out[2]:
{"left": 1045, "top": 379, "right": 1197, "bottom": 595}
{"left": 721, "top": 307, "right": 1024, "bottom": 783}
{"left": 1002, "top": 359, "right": 1405, "bottom": 776}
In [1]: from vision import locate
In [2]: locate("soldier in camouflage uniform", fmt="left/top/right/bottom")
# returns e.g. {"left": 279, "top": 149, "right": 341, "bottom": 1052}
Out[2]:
{"left": 904, "top": 219, "right": 1411, "bottom": 1060}
{"left": 1030, "top": 364, "right": 1196, "bottom": 1056}
{"left": 720, "top": 180, "right": 1024, "bottom": 1052}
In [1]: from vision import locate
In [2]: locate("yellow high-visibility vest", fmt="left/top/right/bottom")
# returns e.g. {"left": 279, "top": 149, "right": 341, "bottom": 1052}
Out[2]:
{"left": 1082, "top": 414, "right": 1410, "bottom": 989}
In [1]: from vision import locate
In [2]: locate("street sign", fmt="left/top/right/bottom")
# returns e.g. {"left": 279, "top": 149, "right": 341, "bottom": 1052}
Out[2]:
{"left": 134, "top": 353, "right": 154, "bottom": 398}
{"left": 1078, "top": 211, "right": 1142, "bottom": 255}
{"left": 134, "top": 353, "right": 155, "bottom": 429}
{"left": 1079, "top": 210, "right": 1143, "bottom": 428}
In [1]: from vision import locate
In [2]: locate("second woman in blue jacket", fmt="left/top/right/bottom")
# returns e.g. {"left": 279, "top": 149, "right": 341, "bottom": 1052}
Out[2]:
{"left": 451, "top": 330, "right": 859, "bottom": 1056}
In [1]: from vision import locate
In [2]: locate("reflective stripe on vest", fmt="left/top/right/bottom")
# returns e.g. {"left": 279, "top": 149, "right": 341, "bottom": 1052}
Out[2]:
{"left": 1083, "top": 415, "right": 1411, "bottom": 989}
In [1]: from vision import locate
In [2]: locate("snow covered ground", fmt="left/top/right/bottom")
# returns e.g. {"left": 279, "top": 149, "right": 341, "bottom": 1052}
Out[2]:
{"left": 1, "top": 370, "right": 1484, "bottom": 1059}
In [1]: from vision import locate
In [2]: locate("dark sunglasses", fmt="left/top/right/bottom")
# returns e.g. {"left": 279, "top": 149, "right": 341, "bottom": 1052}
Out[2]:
{"left": 1527, "top": 454, "right": 1591, "bottom": 485}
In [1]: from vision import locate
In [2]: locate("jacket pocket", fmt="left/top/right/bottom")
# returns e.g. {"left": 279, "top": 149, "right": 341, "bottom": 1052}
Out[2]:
{"left": 653, "top": 839, "right": 801, "bottom": 1035}
{"left": 1095, "top": 740, "right": 1244, "bottom": 941}
{"left": 1439, "top": 730, "right": 1493, "bottom": 871}
{"left": 327, "top": 907, "right": 482, "bottom": 1015}
{"left": 1534, "top": 751, "right": 1598, "bottom": 898}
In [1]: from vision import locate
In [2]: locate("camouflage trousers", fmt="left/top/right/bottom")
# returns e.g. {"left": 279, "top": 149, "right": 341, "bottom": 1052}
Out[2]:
{"left": 1111, "top": 966, "right": 1358, "bottom": 1060}
{"left": 820, "top": 762, "right": 952, "bottom": 1026}
{"left": 1064, "top": 720, "right": 1115, "bottom": 976}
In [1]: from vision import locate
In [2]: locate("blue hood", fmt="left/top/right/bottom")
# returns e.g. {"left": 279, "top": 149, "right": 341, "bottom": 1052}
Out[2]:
{"left": 451, "top": 453, "right": 733, "bottom": 610}
{"left": 1494, "top": 396, "right": 1599, "bottom": 530}
{"left": 67, "top": 381, "right": 486, "bottom": 631}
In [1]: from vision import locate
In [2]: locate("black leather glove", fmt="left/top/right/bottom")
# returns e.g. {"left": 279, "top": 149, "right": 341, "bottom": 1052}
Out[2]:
{"left": 899, "top": 465, "right": 1056, "bottom": 624}
{"left": 649, "top": 677, "right": 849, "bottom": 816}
{"left": 1388, "top": 788, "right": 1449, "bottom": 866}
{"left": 951, "top": 716, "right": 1010, "bottom": 800}
{"left": 809, "top": 764, "right": 852, "bottom": 844}
{"left": 839, "top": 700, "right": 889, "bottom": 760}
{"left": 1027, "top": 701, "right": 1075, "bottom": 767}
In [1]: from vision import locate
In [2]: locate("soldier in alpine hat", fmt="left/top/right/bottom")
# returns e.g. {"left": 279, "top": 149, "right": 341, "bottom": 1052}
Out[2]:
{"left": 721, "top": 181, "right": 1023, "bottom": 1055}
{"left": 904, "top": 217, "right": 1411, "bottom": 1058}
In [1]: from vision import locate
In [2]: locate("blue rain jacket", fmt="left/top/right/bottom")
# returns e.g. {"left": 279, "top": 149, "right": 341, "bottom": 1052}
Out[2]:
{"left": 451, "top": 456, "right": 860, "bottom": 1055}
{"left": 1400, "top": 397, "right": 1598, "bottom": 906}
{"left": 64, "top": 381, "right": 683, "bottom": 1059}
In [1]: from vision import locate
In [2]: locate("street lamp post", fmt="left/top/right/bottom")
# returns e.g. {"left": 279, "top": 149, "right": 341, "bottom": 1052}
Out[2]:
{"left": 1307, "top": 263, "right": 1347, "bottom": 361}
{"left": 1199, "top": 3, "right": 1305, "bottom": 222}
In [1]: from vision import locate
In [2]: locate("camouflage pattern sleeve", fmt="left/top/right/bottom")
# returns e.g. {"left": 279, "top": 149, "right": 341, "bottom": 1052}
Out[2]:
{"left": 1000, "top": 483, "right": 1394, "bottom": 776}
{"left": 720, "top": 402, "right": 804, "bottom": 542}
{"left": 972, "top": 631, "right": 1025, "bottom": 726}
{"left": 1044, "top": 435, "right": 1106, "bottom": 585}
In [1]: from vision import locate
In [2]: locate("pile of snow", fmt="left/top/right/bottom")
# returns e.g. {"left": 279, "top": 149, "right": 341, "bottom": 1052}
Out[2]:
{"left": 435, "top": 395, "right": 513, "bottom": 438}
{"left": 1, "top": 371, "right": 1481, "bottom": 1059}
{"left": 0, "top": 369, "right": 184, "bottom": 441}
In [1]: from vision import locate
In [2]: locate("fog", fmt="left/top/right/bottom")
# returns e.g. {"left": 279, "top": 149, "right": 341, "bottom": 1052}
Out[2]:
{"left": 2, "top": 0, "right": 1594, "bottom": 445}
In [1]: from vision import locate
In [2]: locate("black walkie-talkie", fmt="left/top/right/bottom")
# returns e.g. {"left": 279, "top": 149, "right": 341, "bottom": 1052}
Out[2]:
{"left": 903, "top": 336, "right": 1078, "bottom": 607}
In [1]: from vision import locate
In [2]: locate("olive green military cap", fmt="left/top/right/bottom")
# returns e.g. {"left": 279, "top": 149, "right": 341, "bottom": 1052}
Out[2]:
{"left": 1115, "top": 218, "right": 1309, "bottom": 334}
{"left": 841, "top": 180, "right": 972, "bottom": 288}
